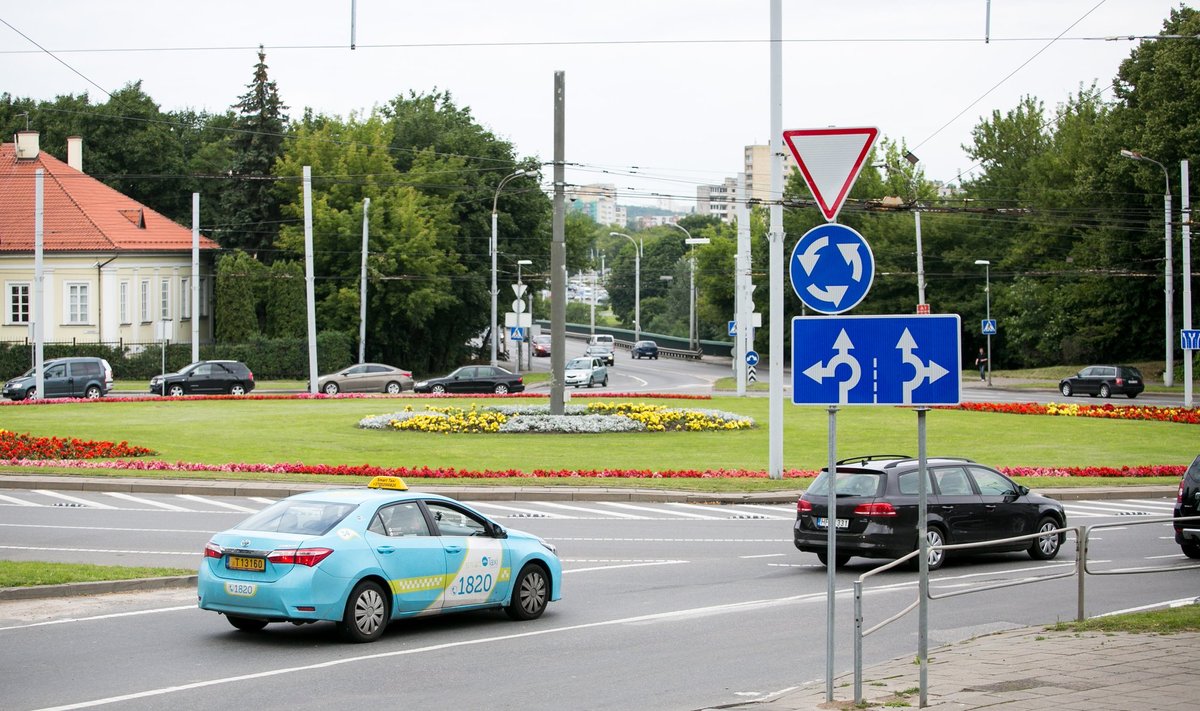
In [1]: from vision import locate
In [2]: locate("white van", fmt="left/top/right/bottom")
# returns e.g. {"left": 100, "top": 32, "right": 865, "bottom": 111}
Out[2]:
{"left": 588, "top": 334, "right": 614, "bottom": 348}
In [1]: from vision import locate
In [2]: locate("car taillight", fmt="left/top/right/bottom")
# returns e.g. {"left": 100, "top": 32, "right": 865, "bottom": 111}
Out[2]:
{"left": 517, "top": 377, "right": 524, "bottom": 383}
{"left": 267, "top": 548, "right": 333, "bottom": 567}
{"left": 204, "top": 542, "right": 223, "bottom": 559}
{"left": 248, "top": 370, "right": 255, "bottom": 381}
{"left": 402, "top": 371, "right": 412, "bottom": 378}
{"left": 852, "top": 502, "right": 898, "bottom": 517}
{"left": 1179, "top": 479, "right": 1187, "bottom": 504}
{"left": 1115, "top": 378, "right": 1125, "bottom": 386}
{"left": 797, "top": 499, "right": 813, "bottom": 514}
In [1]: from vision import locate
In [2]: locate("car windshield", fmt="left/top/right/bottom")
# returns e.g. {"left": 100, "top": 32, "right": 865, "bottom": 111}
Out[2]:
{"left": 567, "top": 358, "right": 592, "bottom": 369}
{"left": 807, "top": 471, "right": 882, "bottom": 497}
{"left": 236, "top": 500, "right": 356, "bottom": 536}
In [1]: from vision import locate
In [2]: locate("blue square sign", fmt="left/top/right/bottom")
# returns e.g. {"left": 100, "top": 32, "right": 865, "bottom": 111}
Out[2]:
{"left": 792, "top": 314, "right": 961, "bottom": 406}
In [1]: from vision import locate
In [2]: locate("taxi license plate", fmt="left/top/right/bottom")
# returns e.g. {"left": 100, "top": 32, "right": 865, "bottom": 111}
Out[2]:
{"left": 815, "top": 517, "right": 849, "bottom": 529}
{"left": 225, "top": 582, "right": 257, "bottom": 597}
{"left": 226, "top": 555, "right": 266, "bottom": 572}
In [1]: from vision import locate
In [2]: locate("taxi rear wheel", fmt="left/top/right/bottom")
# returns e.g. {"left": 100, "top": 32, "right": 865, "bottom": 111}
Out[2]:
{"left": 339, "top": 580, "right": 389, "bottom": 643}
{"left": 226, "top": 615, "right": 268, "bottom": 633}
{"left": 506, "top": 564, "right": 549, "bottom": 621}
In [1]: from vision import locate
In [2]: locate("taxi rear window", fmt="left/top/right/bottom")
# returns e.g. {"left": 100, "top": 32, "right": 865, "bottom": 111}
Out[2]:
{"left": 237, "top": 500, "right": 355, "bottom": 535}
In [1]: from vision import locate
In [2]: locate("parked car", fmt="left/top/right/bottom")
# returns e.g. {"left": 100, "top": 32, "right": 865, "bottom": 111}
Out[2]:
{"left": 2, "top": 356, "right": 113, "bottom": 401}
{"left": 585, "top": 343, "right": 615, "bottom": 366}
{"left": 150, "top": 360, "right": 255, "bottom": 396}
{"left": 1173, "top": 454, "right": 1200, "bottom": 559}
{"left": 1058, "top": 365, "right": 1145, "bottom": 399}
{"left": 315, "top": 363, "right": 413, "bottom": 395}
{"left": 793, "top": 455, "right": 1067, "bottom": 570}
{"left": 531, "top": 335, "right": 552, "bottom": 357}
{"left": 565, "top": 356, "right": 608, "bottom": 388}
{"left": 413, "top": 365, "right": 525, "bottom": 394}
{"left": 631, "top": 340, "right": 659, "bottom": 360}
{"left": 197, "top": 476, "right": 561, "bottom": 643}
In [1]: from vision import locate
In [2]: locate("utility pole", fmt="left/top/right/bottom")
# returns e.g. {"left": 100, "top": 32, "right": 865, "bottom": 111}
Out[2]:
{"left": 550, "top": 72, "right": 567, "bottom": 414}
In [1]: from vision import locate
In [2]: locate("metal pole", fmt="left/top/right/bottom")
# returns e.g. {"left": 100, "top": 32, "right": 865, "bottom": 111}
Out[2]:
{"left": 34, "top": 169, "right": 44, "bottom": 400}
{"left": 359, "top": 197, "right": 369, "bottom": 364}
{"left": 985, "top": 263, "right": 992, "bottom": 387}
{"left": 1167, "top": 186, "right": 1175, "bottom": 387}
{"left": 825, "top": 405, "right": 838, "bottom": 703}
{"left": 516, "top": 261, "right": 524, "bottom": 373}
{"left": 768, "top": 0, "right": 784, "bottom": 480}
{"left": 1183, "top": 160, "right": 1193, "bottom": 408}
{"left": 191, "top": 192, "right": 200, "bottom": 363}
{"left": 853, "top": 578, "right": 863, "bottom": 704}
{"left": 491, "top": 206, "right": 499, "bottom": 367}
{"left": 914, "top": 209, "right": 926, "bottom": 307}
{"left": 303, "top": 166, "right": 319, "bottom": 394}
{"left": 917, "top": 407, "right": 929, "bottom": 708}
{"left": 689, "top": 246, "right": 696, "bottom": 350}
{"left": 550, "top": 71, "right": 567, "bottom": 415}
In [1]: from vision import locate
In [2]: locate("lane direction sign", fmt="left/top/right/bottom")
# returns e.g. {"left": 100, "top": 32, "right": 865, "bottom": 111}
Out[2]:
{"left": 782, "top": 126, "right": 879, "bottom": 222}
{"left": 789, "top": 223, "right": 875, "bottom": 314}
{"left": 792, "top": 314, "right": 961, "bottom": 406}
{"left": 746, "top": 350, "right": 760, "bottom": 367}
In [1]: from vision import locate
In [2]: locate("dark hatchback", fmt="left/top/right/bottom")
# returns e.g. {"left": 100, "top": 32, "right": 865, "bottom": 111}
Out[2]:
{"left": 794, "top": 455, "right": 1067, "bottom": 570}
{"left": 1173, "top": 454, "right": 1200, "bottom": 558}
{"left": 631, "top": 340, "right": 659, "bottom": 359}
{"left": 150, "top": 360, "right": 255, "bottom": 396}
{"left": 1058, "top": 365, "right": 1145, "bottom": 399}
{"left": 413, "top": 365, "right": 525, "bottom": 395}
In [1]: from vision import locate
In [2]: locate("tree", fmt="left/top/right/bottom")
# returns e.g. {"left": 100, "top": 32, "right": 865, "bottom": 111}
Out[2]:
{"left": 214, "top": 251, "right": 266, "bottom": 342}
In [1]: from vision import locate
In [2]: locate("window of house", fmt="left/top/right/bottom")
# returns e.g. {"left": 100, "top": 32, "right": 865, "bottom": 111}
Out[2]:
{"left": 199, "top": 276, "right": 208, "bottom": 317}
{"left": 119, "top": 281, "right": 130, "bottom": 324}
{"left": 66, "top": 283, "right": 89, "bottom": 324}
{"left": 160, "top": 279, "right": 170, "bottom": 320}
{"left": 140, "top": 280, "right": 150, "bottom": 322}
{"left": 7, "top": 283, "right": 30, "bottom": 324}
{"left": 180, "top": 277, "right": 190, "bottom": 319}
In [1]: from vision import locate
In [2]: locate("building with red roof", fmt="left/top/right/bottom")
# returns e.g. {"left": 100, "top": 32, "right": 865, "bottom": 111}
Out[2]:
{"left": 1, "top": 131, "right": 219, "bottom": 347}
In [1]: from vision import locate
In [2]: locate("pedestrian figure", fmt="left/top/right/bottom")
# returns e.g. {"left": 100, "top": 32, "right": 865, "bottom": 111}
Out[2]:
{"left": 975, "top": 347, "right": 988, "bottom": 381}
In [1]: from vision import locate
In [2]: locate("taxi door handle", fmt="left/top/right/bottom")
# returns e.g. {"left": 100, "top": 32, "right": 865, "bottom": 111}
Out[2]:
{"left": 444, "top": 545, "right": 464, "bottom": 554}
{"left": 376, "top": 546, "right": 396, "bottom": 555}
{"left": 984, "top": 505, "right": 998, "bottom": 510}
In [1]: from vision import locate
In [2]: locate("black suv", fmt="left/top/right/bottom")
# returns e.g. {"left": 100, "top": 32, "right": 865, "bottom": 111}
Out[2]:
{"left": 1173, "top": 454, "right": 1200, "bottom": 558}
{"left": 150, "top": 360, "right": 255, "bottom": 396}
{"left": 1058, "top": 365, "right": 1145, "bottom": 399}
{"left": 2, "top": 356, "right": 113, "bottom": 401}
{"left": 794, "top": 455, "right": 1067, "bottom": 570}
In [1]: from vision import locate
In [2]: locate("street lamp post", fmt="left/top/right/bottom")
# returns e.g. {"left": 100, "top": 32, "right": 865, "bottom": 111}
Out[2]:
{"left": 517, "top": 259, "right": 532, "bottom": 371}
{"left": 610, "top": 232, "right": 642, "bottom": 344}
{"left": 491, "top": 169, "right": 531, "bottom": 368}
{"left": 975, "top": 259, "right": 992, "bottom": 387}
{"left": 668, "top": 223, "right": 710, "bottom": 351}
{"left": 1120, "top": 149, "right": 1173, "bottom": 387}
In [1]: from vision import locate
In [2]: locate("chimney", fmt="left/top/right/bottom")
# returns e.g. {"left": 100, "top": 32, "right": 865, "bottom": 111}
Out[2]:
{"left": 14, "top": 130, "right": 39, "bottom": 159}
{"left": 67, "top": 136, "right": 83, "bottom": 172}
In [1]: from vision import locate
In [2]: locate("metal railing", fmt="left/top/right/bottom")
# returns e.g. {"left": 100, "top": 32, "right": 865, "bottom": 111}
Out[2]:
{"left": 851, "top": 515, "right": 1200, "bottom": 705}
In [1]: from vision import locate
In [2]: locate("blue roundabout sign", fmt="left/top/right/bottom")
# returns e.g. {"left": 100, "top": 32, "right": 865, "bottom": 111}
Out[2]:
{"left": 788, "top": 223, "right": 875, "bottom": 315}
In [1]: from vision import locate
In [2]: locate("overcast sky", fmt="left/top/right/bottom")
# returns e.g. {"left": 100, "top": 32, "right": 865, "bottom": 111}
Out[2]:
{"left": 0, "top": 1, "right": 1186, "bottom": 208}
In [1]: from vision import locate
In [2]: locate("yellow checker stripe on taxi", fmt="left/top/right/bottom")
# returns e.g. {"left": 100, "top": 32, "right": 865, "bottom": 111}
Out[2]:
{"left": 389, "top": 575, "right": 452, "bottom": 594}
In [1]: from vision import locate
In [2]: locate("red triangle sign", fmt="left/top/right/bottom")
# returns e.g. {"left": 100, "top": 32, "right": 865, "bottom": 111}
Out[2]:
{"left": 782, "top": 127, "right": 879, "bottom": 222}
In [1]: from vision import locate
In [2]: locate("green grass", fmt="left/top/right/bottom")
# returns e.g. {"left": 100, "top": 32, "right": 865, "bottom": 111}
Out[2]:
{"left": 0, "top": 560, "right": 193, "bottom": 588}
{"left": 1048, "top": 604, "right": 1200, "bottom": 634}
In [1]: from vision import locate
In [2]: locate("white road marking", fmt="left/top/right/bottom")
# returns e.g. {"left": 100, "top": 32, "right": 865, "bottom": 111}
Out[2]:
{"left": 0, "top": 545, "right": 196, "bottom": 556}
{"left": 175, "top": 494, "right": 258, "bottom": 513}
{"left": 533, "top": 502, "right": 646, "bottom": 518}
{"left": 0, "top": 605, "right": 196, "bottom": 633}
{"left": 33, "top": 491, "right": 117, "bottom": 509}
{"left": 0, "top": 523, "right": 216, "bottom": 534}
{"left": 104, "top": 493, "right": 193, "bottom": 512}
{"left": 740, "top": 553, "right": 787, "bottom": 559}
{"left": 248, "top": 497, "right": 276, "bottom": 504}
{"left": 553, "top": 537, "right": 790, "bottom": 543}
{"left": 599, "top": 502, "right": 720, "bottom": 519}
{"left": 465, "top": 502, "right": 570, "bottom": 518}
{"left": 0, "top": 493, "right": 42, "bottom": 506}
{"left": 564, "top": 560, "right": 689, "bottom": 573}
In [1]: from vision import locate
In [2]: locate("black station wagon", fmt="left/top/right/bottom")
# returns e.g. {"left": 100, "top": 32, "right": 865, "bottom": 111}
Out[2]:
{"left": 794, "top": 455, "right": 1067, "bottom": 570}
{"left": 1058, "top": 365, "right": 1144, "bottom": 399}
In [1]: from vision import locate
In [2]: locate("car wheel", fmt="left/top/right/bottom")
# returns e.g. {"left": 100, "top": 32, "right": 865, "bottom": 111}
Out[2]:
{"left": 602, "top": 375, "right": 608, "bottom": 387}
{"left": 323, "top": 382, "right": 340, "bottom": 395}
{"left": 505, "top": 564, "right": 550, "bottom": 621}
{"left": 168, "top": 384, "right": 185, "bottom": 397}
{"left": 226, "top": 615, "right": 268, "bottom": 633}
{"left": 84, "top": 385, "right": 102, "bottom": 399}
{"left": 1028, "top": 517, "right": 1063, "bottom": 560}
{"left": 1182, "top": 541, "right": 1200, "bottom": 559}
{"left": 586, "top": 377, "right": 595, "bottom": 389}
{"left": 494, "top": 383, "right": 510, "bottom": 395}
{"left": 1127, "top": 393, "right": 1138, "bottom": 399}
{"left": 816, "top": 550, "right": 852, "bottom": 568}
{"left": 1060, "top": 383, "right": 1072, "bottom": 397}
{"left": 385, "top": 381, "right": 402, "bottom": 395}
{"left": 1099, "top": 384, "right": 1111, "bottom": 398}
{"left": 229, "top": 383, "right": 247, "bottom": 396}
{"left": 910, "top": 527, "right": 947, "bottom": 571}
{"left": 431, "top": 384, "right": 446, "bottom": 394}
{"left": 338, "top": 580, "right": 389, "bottom": 643}
{"left": 22, "top": 387, "right": 36, "bottom": 401}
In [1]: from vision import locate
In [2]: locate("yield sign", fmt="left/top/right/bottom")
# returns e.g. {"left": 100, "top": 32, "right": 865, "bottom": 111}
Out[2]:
{"left": 782, "top": 127, "right": 879, "bottom": 222}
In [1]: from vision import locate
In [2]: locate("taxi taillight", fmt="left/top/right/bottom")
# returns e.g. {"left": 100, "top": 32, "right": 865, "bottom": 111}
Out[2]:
{"left": 204, "top": 542, "right": 223, "bottom": 559}
{"left": 268, "top": 548, "right": 333, "bottom": 567}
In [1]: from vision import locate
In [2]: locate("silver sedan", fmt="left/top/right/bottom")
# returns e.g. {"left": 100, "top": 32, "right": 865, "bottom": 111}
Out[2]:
{"left": 315, "top": 363, "right": 413, "bottom": 395}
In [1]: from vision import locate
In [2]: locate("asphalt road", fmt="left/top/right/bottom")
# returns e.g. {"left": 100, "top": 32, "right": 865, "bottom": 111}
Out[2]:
{"left": 1, "top": 489, "right": 1195, "bottom": 710}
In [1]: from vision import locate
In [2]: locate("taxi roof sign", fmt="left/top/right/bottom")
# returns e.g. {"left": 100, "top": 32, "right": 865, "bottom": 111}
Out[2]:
{"left": 367, "top": 476, "right": 408, "bottom": 491}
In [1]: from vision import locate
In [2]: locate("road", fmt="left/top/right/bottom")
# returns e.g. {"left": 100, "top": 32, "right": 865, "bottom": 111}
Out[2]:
{"left": 1, "top": 488, "right": 1194, "bottom": 710}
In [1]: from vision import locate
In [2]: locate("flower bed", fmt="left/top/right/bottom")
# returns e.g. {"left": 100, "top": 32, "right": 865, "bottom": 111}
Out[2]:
{"left": 951, "top": 401, "right": 1200, "bottom": 425}
{"left": 357, "top": 402, "right": 755, "bottom": 434}
{"left": 0, "top": 429, "right": 155, "bottom": 459}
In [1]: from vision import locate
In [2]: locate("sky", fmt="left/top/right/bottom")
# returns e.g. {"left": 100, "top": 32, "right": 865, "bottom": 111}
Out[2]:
{"left": 0, "top": 1, "right": 1188, "bottom": 209}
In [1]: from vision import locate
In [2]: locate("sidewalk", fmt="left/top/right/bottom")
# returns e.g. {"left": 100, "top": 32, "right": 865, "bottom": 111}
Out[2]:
{"left": 707, "top": 626, "right": 1200, "bottom": 710}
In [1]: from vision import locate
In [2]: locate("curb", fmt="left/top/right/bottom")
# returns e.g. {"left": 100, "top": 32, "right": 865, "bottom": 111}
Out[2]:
{"left": 0, "top": 575, "right": 197, "bottom": 601}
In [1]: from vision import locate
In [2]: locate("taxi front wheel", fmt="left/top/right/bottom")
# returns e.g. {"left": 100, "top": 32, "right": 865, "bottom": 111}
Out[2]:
{"left": 339, "top": 580, "right": 389, "bottom": 643}
{"left": 506, "top": 564, "right": 549, "bottom": 621}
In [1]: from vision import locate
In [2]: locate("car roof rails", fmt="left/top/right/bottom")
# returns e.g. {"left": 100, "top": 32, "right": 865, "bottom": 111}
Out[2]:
{"left": 882, "top": 456, "right": 978, "bottom": 469}
{"left": 835, "top": 454, "right": 912, "bottom": 466}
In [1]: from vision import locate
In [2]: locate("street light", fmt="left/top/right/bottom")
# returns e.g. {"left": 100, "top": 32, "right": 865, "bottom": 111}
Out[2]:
{"left": 667, "top": 222, "right": 710, "bottom": 351}
{"left": 610, "top": 232, "right": 642, "bottom": 343}
{"left": 491, "top": 169, "right": 532, "bottom": 368}
{"left": 1120, "top": 149, "right": 1173, "bottom": 387}
{"left": 974, "top": 259, "right": 992, "bottom": 387}
{"left": 516, "top": 259, "right": 533, "bottom": 371}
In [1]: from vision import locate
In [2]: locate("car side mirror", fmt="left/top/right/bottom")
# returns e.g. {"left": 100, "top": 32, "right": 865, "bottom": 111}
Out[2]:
{"left": 490, "top": 523, "right": 508, "bottom": 539}
{"left": 1017, "top": 485, "right": 1030, "bottom": 496}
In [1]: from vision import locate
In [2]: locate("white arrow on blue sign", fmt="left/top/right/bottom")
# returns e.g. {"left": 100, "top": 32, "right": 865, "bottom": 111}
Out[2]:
{"left": 981, "top": 319, "right": 997, "bottom": 335}
{"left": 746, "top": 350, "right": 759, "bottom": 367}
{"left": 792, "top": 314, "right": 961, "bottom": 406}
{"left": 788, "top": 223, "right": 875, "bottom": 314}
{"left": 728, "top": 320, "right": 737, "bottom": 337}
{"left": 1182, "top": 329, "right": 1200, "bottom": 350}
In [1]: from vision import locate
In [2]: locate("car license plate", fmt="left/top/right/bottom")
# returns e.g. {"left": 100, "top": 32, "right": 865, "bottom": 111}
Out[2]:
{"left": 815, "top": 517, "right": 849, "bottom": 529}
{"left": 226, "top": 555, "right": 265, "bottom": 572}
{"left": 225, "top": 582, "right": 257, "bottom": 597}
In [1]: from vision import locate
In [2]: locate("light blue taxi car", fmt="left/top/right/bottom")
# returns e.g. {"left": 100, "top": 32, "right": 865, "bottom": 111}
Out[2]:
{"left": 197, "top": 477, "right": 562, "bottom": 643}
